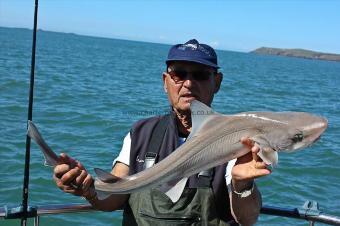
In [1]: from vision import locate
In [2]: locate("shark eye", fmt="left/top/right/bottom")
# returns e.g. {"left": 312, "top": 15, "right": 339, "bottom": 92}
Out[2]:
{"left": 292, "top": 133, "right": 304, "bottom": 142}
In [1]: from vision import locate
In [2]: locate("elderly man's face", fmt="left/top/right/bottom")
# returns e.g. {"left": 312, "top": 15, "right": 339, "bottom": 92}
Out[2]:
{"left": 163, "top": 61, "right": 222, "bottom": 113}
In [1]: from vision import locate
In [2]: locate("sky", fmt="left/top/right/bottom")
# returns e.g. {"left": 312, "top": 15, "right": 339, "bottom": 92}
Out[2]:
{"left": 1, "top": 0, "right": 340, "bottom": 53}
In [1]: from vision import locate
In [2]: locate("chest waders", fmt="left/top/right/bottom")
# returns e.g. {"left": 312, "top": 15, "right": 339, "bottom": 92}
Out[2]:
{"left": 123, "top": 115, "right": 238, "bottom": 226}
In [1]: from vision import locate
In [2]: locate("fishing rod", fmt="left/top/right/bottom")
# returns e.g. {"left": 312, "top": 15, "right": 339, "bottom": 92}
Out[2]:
{"left": 21, "top": 0, "right": 39, "bottom": 225}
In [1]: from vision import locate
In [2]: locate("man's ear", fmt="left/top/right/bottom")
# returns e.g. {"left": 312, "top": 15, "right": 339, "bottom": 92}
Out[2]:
{"left": 163, "top": 72, "right": 168, "bottom": 93}
{"left": 214, "top": 72, "right": 223, "bottom": 93}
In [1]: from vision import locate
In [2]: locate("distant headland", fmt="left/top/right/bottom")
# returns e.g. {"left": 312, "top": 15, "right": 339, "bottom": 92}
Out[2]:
{"left": 251, "top": 47, "right": 340, "bottom": 62}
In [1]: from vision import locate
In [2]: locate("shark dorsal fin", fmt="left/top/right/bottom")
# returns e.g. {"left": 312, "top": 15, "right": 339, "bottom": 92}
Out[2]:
{"left": 188, "top": 100, "right": 220, "bottom": 140}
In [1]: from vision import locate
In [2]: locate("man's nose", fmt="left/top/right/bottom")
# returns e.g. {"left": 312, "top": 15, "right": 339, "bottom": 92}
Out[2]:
{"left": 183, "top": 74, "right": 194, "bottom": 88}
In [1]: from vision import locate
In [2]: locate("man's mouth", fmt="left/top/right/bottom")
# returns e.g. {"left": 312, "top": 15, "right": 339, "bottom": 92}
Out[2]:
{"left": 181, "top": 93, "right": 197, "bottom": 102}
{"left": 181, "top": 93, "right": 196, "bottom": 98}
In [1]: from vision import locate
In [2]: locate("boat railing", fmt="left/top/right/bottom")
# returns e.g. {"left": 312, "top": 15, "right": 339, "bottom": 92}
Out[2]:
{"left": 1, "top": 201, "right": 340, "bottom": 226}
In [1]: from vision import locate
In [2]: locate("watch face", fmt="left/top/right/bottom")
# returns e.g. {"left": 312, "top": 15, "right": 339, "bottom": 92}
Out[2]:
{"left": 240, "top": 189, "right": 252, "bottom": 198}
{"left": 233, "top": 183, "right": 254, "bottom": 198}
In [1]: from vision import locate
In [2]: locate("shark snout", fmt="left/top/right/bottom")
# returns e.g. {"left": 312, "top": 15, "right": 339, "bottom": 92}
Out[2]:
{"left": 304, "top": 117, "right": 328, "bottom": 143}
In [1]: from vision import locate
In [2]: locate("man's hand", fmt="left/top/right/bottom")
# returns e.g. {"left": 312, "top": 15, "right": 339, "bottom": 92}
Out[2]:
{"left": 231, "top": 137, "right": 271, "bottom": 191}
{"left": 53, "top": 153, "right": 94, "bottom": 197}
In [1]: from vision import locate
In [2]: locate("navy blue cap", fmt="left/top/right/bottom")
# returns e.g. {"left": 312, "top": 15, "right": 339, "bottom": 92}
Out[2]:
{"left": 166, "top": 39, "right": 219, "bottom": 69}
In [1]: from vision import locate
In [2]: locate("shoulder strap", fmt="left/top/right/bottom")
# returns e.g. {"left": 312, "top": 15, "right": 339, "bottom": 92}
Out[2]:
{"left": 143, "top": 114, "right": 170, "bottom": 169}
{"left": 197, "top": 169, "right": 214, "bottom": 187}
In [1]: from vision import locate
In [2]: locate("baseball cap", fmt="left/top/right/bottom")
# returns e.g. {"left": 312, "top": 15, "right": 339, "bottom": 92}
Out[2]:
{"left": 166, "top": 39, "right": 219, "bottom": 69}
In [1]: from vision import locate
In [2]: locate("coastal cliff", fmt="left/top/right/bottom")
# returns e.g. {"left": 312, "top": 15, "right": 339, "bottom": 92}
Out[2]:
{"left": 251, "top": 47, "right": 340, "bottom": 62}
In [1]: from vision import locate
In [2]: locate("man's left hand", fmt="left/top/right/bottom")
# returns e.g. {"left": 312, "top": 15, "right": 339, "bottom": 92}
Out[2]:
{"left": 231, "top": 137, "right": 272, "bottom": 191}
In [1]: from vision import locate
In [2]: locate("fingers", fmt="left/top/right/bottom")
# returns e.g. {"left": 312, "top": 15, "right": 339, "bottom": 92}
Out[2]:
{"left": 82, "top": 174, "right": 94, "bottom": 193}
{"left": 75, "top": 169, "right": 87, "bottom": 185}
{"left": 254, "top": 160, "right": 267, "bottom": 169}
{"left": 59, "top": 152, "right": 85, "bottom": 166}
{"left": 54, "top": 163, "right": 72, "bottom": 179}
{"left": 241, "top": 137, "right": 262, "bottom": 165}
{"left": 253, "top": 167, "right": 272, "bottom": 178}
{"left": 62, "top": 167, "right": 81, "bottom": 186}
{"left": 252, "top": 150, "right": 259, "bottom": 163}
{"left": 54, "top": 166, "right": 79, "bottom": 186}
{"left": 251, "top": 157, "right": 272, "bottom": 178}
{"left": 241, "top": 137, "right": 260, "bottom": 152}
{"left": 253, "top": 150, "right": 271, "bottom": 174}
{"left": 251, "top": 169, "right": 271, "bottom": 180}
{"left": 240, "top": 137, "right": 254, "bottom": 148}
{"left": 232, "top": 138, "right": 272, "bottom": 181}
{"left": 53, "top": 154, "right": 91, "bottom": 196}
{"left": 54, "top": 167, "right": 91, "bottom": 195}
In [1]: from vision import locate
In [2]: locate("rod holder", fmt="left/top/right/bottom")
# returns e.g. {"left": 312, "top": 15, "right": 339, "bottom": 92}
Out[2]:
{"left": 298, "top": 200, "right": 321, "bottom": 218}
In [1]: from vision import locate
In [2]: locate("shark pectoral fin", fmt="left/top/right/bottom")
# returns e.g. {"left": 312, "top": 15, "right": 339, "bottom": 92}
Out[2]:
{"left": 252, "top": 136, "right": 278, "bottom": 166}
{"left": 258, "top": 147, "right": 278, "bottom": 167}
{"left": 95, "top": 190, "right": 112, "bottom": 200}
{"left": 93, "top": 180, "right": 113, "bottom": 200}
{"left": 93, "top": 177, "right": 113, "bottom": 196}
{"left": 94, "top": 168, "right": 121, "bottom": 183}
{"left": 188, "top": 100, "right": 222, "bottom": 140}
{"left": 164, "top": 177, "right": 188, "bottom": 203}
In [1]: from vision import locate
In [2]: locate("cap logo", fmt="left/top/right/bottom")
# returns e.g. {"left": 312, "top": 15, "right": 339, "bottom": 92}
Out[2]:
{"left": 179, "top": 43, "right": 198, "bottom": 50}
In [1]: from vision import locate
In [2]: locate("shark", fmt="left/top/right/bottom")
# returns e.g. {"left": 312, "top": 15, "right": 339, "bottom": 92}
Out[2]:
{"left": 27, "top": 100, "right": 328, "bottom": 202}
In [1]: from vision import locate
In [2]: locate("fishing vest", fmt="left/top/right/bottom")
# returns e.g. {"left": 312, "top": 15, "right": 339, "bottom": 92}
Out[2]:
{"left": 122, "top": 113, "right": 238, "bottom": 226}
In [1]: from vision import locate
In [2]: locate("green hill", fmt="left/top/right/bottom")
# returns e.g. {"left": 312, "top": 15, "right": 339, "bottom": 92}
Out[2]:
{"left": 251, "top": 47, "right": 340, "bottom": 62}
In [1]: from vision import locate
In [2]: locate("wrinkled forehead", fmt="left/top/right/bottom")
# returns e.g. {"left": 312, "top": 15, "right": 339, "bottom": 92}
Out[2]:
{"left": 167, "top": 61, "right": 216, "bottom": 72}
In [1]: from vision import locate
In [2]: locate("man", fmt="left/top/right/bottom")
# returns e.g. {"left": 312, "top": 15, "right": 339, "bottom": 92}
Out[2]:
{"left": 54, "top": 39, "right": 271, "bottom": 225}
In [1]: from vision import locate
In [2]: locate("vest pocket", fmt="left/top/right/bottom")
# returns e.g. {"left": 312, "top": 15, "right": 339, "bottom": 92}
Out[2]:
{"left": 139, "top": 211, "right": 201, "bottom": 224}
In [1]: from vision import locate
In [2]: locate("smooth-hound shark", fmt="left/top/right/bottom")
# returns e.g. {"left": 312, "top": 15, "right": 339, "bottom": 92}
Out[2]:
{"left": 28, "top": 100, "right": 328, "bottom": 202}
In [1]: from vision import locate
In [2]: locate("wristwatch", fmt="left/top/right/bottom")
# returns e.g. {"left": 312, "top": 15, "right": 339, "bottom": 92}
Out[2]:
{"left": 232, "top": 182, "right": 254, "bottom": 198}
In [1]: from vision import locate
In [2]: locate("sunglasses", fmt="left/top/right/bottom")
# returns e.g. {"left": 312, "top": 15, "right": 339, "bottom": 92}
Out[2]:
{"left": 167, "top": 68, "right": 215, "bottom": 84}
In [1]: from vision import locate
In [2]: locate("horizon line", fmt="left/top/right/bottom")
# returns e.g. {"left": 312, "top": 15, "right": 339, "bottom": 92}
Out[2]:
{"left": 2, "top": 26, "right": 339, "bottom": 56}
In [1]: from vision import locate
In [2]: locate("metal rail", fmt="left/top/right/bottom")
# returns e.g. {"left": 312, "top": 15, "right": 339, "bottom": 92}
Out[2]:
{"left": 261, "top": 203, "right": 340, "bottom": 225}
{"left": 0, "top": 204, "right": 95, "bottom": 226}
{"left": 0, "top": 204, "right": 94, "bottom": 219}
{"left": 1, "top": 202, "right": 340, "bottom": 225}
